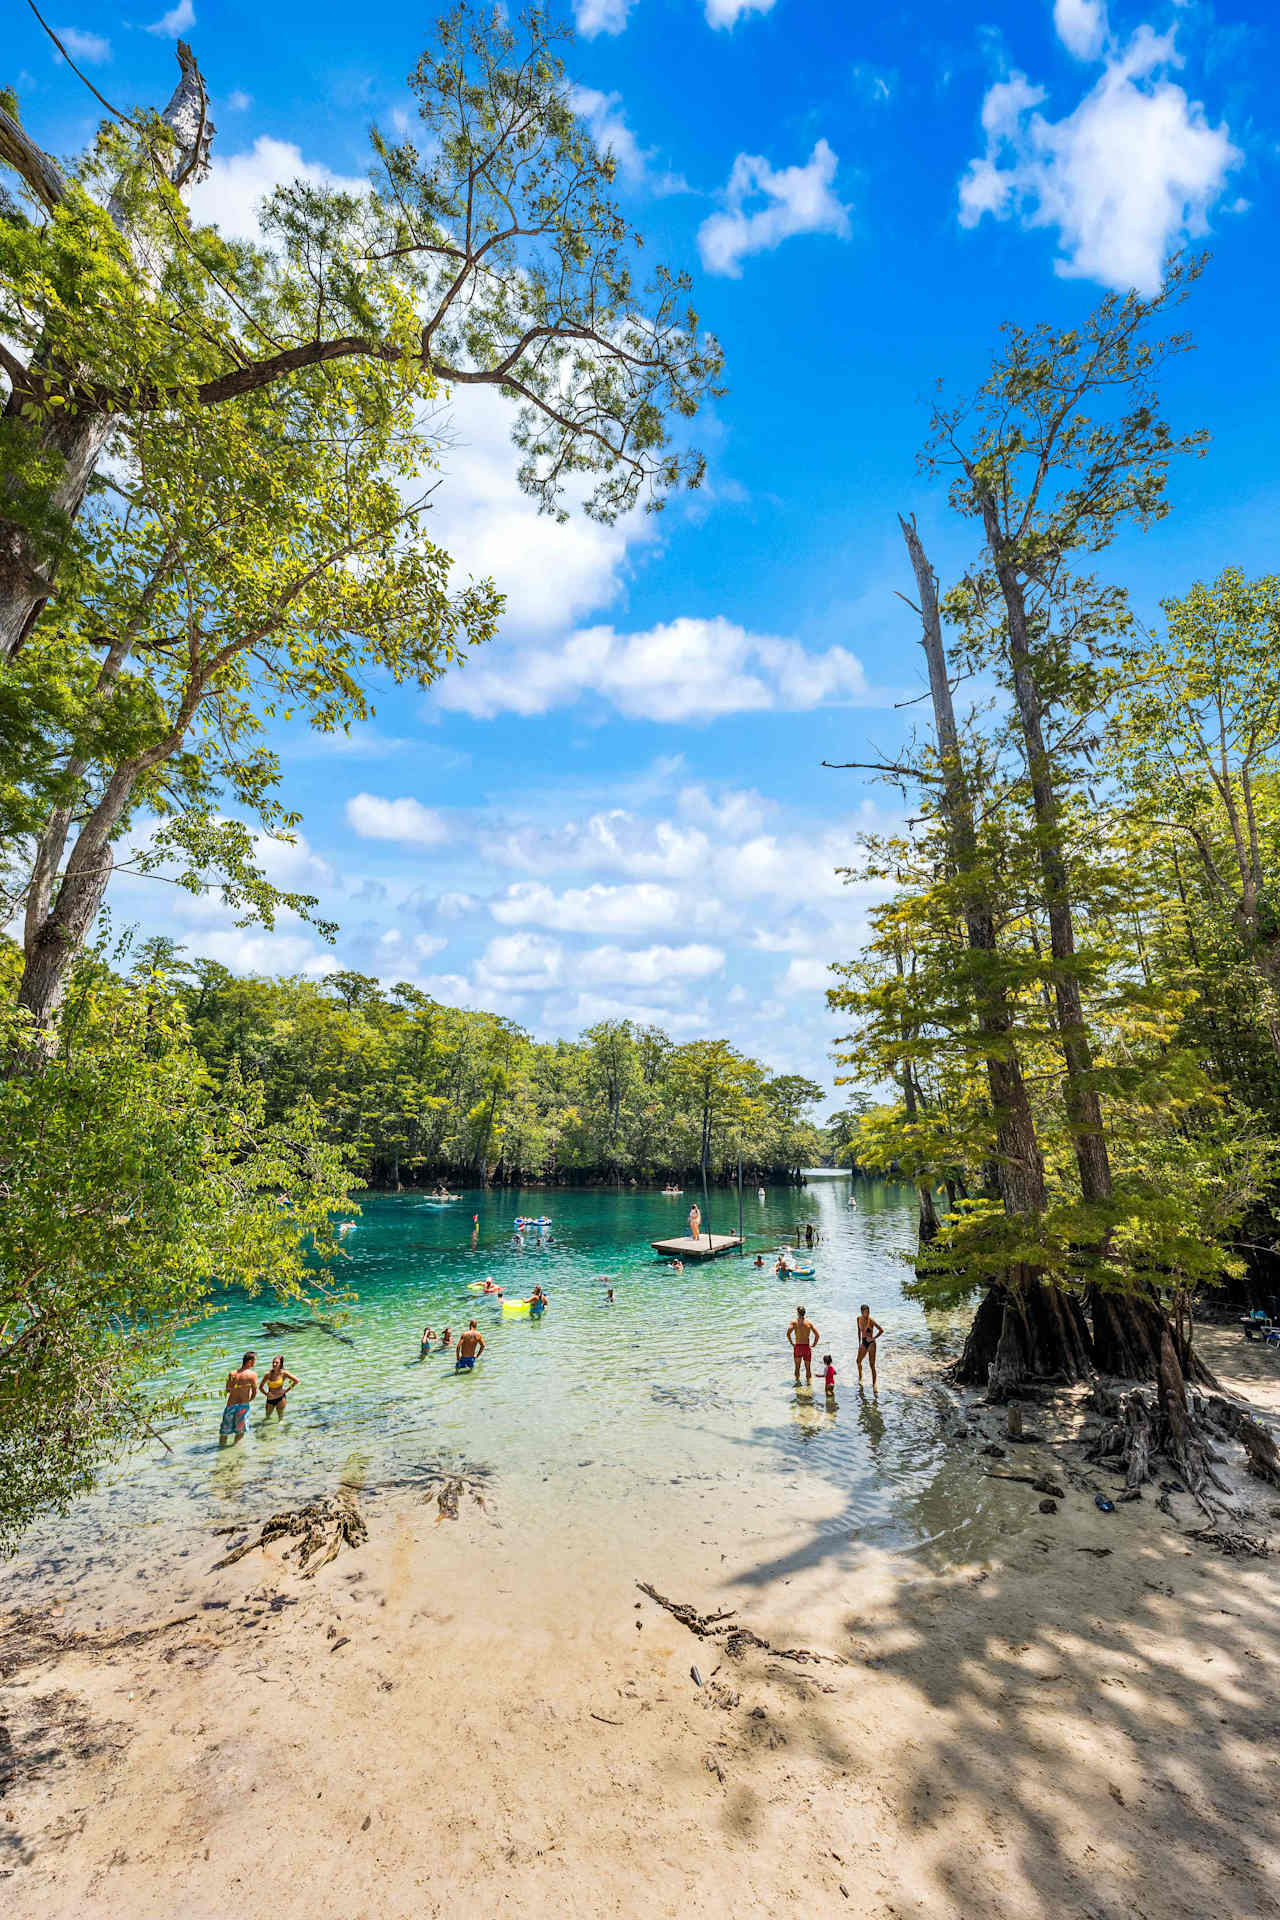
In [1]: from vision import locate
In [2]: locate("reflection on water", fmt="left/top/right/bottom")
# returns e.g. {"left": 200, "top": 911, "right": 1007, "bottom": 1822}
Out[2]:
{"left": 10, "top": 1176, "right": 1025, "bottom": 1585}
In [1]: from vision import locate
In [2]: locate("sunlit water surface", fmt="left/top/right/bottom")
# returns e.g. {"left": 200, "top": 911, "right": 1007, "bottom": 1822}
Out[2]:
{"left": 13, "top": 1178, "right": 1010, "bottom": 1591}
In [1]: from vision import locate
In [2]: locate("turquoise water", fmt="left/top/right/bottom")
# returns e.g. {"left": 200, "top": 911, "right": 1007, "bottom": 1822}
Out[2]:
{"left": 15, "top": 1176, "right": 995, "bottom": 1582}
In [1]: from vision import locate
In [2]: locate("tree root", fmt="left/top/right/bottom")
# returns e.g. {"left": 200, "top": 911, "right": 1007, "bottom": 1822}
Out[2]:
{"left": 212, "top": 1488, "right": 367, "bottom": 1575}
{"left": 636, "top": 1583, "right": 836, "bottom": 1664}
{"left": 1186, "top": 1526, "right": 1271, "bottom": 1558}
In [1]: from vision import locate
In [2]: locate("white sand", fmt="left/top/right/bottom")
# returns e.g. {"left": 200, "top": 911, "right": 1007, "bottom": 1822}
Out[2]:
{"left": 3, "top": 1326, "right": 1279, "bottom": 1919}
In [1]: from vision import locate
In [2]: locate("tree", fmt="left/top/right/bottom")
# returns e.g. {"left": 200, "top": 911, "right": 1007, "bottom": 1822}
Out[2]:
{"left": 0, "top": 965, "right": 352, "bottom": 1552}
{"left": 1118, "top": 568, "right": 1280, "bottom": 1063}
{"left": 926, "top": 260, "right": 1213, "bottom": 1378}
{"left": 0, "top": 8, "right": 723, "bottom": 657}
{"left": 9, "top": 351, "right": 498, "bottom": 1034}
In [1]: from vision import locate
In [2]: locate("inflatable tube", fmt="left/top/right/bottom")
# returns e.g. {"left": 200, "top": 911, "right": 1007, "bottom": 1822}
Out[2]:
{"left": 502, "top": 1298, "right": 532, "bottom": 1314}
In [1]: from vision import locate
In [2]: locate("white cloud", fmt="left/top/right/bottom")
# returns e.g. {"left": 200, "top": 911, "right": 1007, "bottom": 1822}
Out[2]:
{"left": 781, "top": 956, "right": 835, "bottom": 995}
{"left": 55, "top": 26, "right": 110, "bottom": 63}
{"left": 146, "top": 0, "right": 195, "bottom": 37}
{"left": 698, "top": 138, "right": 849, "bottom": 278}
{"left": 196, "top": 929, "right": 335, "bottom": 976}
{"left": 413, "top": 934, "right": 447, "bottom": 960}
{"left": 574, "top": 942, "right": 725, "bottom": 987}
{"left": 569, "top": 86, "right": 687, "bottom": 195}
{"left": 227, "top": 89, "right": 252, "bottom": 112}
{"left": 188, "top": 137, "right": 366, "bottom": 244}
{"left": 437, "top": 891, "right": 479, "bottom": 919}
{"left": 434, "top": 615, "right": 875, "bottom": 722}
{"left": 490, "top": 881, "right": 706, "bottom": 937}
{"left": 431, "top": 386, "right": 650, "bottom": 640}
{"left": 1053, "top": 0, "right": 1107, "bottom": 60}
{"left": 705, "top": 0, "right": 775, "bottom": 27}
{"left": 574, "top": 0, "right": 632, "bottom": 36}
{"left": 345, "top": 793, "right": 448, "bottom": 848}
{"left": 254, "top": 829, "right": 333, "bottom": 892}
{"left": 476, "top": 932, "right": 564, "bottom": 992}
{"left": 959, "top": 27, "right": 1240, "bottom": 294}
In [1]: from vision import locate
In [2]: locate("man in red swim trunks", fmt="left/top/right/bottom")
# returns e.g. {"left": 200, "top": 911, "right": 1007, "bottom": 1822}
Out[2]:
{"left": 787, "top": 1305, "right": 818, "bottom": 1385}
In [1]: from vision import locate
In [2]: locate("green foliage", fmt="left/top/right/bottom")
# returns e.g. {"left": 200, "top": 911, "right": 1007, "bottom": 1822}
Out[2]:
{"left": 175, "top": 964, "right": 823, "bottom": 1185}
{"left": 0, "top": 969, "right": 353, "bottom": 1553}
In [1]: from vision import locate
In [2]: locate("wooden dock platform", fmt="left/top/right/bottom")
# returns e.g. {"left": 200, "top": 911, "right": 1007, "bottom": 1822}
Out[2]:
{"left": 651, "top": 1233, "right": 742, "bottom": 1261}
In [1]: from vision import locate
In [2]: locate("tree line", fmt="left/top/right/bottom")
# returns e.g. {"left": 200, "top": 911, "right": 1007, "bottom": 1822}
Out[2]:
{"left": 177, "top": 957, "right": 827, "bottom": 1188}
{"left": 830, "top": 261, "right": 1280, "bottom": 1439}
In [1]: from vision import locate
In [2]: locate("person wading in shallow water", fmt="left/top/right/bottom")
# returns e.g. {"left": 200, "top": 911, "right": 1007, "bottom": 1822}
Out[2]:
{"left": 856, "top": 1304, "right": 884, "bottom": 1389}
{"left": 220, "top": 1351, "right": 258, "bottom": 1444}
{"left": 787, "top": 1306, "right": 818, "bottom": 1385}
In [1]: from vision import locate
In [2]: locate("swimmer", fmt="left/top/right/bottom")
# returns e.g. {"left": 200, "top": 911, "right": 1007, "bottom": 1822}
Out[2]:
{"left": 668, "top": 1258, "right": 684, "bottom": 1275}
{"left": 261, "top": 1354, "right": 299, "bottom": 1421}
{"left": 856, "top": 1305, "right": 883, "bottom": 1388}
{"left": 439, "top": 1326, "right": 453, "bottom": 1350}
{"left": 529, "top": 1286, "right": 548, "bottom": 1315}
{"left": 605, "top": 1288, "right": 614, "bottom": 1303}
{"left": 455, "top": 1321, "right": 485, "bottom": 1371}
{"left": 787, "top": 1305, "right": 818, "bottom": 1385}
{"left": 219, "top": 1351, "right": 258, "bottom": 1444}
{"left": 420, "top": 1326, "right": 437, "bottom": 1357}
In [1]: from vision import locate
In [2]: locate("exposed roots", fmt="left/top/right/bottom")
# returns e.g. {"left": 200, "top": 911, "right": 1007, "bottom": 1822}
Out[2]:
{"left": 212, "top": 1487, "right": 367, "bottom": 1576}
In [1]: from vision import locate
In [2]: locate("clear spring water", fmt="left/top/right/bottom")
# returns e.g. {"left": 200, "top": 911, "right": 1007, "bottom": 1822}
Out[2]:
{"left": 12, "top": 1176, "right": 1012, "bottom": 1588}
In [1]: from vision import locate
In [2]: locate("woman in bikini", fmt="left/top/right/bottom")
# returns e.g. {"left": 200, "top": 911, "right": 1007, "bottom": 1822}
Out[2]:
{"left": 261, "top": 1355, "right": 299, "bottom": 1421}
{"left": 856, "top": 1305, "right": 883, "bottom": 1388}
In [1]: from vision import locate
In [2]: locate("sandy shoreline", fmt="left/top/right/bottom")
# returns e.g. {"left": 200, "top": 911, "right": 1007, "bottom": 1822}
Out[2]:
{"left": 3, "top": 1327, "right": 1280, "bottom": 1920}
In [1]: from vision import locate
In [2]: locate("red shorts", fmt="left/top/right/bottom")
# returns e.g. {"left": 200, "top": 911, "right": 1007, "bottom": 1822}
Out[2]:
{"left": 793, "top": 1343, "right": 811, "bottom": 1361}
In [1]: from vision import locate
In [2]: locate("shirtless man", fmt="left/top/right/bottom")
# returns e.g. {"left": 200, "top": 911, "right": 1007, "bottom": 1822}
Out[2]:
{"left": 787, "top": 1306, "right": 818, "bottom": 1385}
{"left": 455, "top": 1321, "right": 485, "bottom": 1371}
{"left": 220, "top": 1350, "right": 258, "bottom": 1444}
{"left": 857, "top": 1304, "right": 884, "bottom": 1388}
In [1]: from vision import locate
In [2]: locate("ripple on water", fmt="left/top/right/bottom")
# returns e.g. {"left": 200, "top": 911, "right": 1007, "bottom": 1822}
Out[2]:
{"left": 13, "top": 1179, "right": 1009, "bottom": 1580}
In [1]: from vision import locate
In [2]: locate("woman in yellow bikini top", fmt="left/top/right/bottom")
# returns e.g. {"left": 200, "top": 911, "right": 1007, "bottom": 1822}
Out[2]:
{"left": 261, "top": 1355, "right": 299, "bottom": 1421}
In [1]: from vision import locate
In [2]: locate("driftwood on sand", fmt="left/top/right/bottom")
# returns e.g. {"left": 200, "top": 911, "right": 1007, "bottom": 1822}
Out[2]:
{"left": 636, "top": 1583, "right": 837, "bottom": 1665}
{"left": 212, "top": 1488, "right": 367, "bottom": 1575}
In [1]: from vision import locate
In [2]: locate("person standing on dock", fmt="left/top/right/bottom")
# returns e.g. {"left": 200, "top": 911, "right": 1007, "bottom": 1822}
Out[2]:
{"left": 688, "top": 1202, "right": 702, "bottom": 1241}
{"left": 787, "top": 1307, "right": 818, "bottom": 1385}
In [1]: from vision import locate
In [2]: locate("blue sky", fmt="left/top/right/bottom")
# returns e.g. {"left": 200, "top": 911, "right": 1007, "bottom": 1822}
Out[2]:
{"left": 11, "top": 0, "right": 1277, "bottom": 1095}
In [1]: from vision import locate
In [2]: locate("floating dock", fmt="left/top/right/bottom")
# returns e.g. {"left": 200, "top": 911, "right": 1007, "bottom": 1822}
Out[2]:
{"left": 651, "top": 1233, "right": 742, "bottom": 1261}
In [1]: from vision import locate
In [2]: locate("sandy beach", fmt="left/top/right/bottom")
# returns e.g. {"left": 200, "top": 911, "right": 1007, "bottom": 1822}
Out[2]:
{"left": 2, "top": 1325, "right": 1279, "bottom": 1920}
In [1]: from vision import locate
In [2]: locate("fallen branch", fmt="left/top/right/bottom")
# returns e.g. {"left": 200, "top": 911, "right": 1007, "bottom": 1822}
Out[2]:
{"left": 1186, "top": 1526, "right": 1271, "bottom": 1558}
{"left": 636, "top": 1584, "right": 835, "bottom": 1665}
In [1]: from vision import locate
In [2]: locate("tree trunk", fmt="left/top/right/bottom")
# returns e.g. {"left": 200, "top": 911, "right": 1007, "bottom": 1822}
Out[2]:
{"left": 982, "top": 521, "right": 1113, "bottom": 1210}
{"left": 954, "top": 1276, "right": 1092, "bottom": 1391}
{"left": 0, "top": 47, "right": 213, "bottom": 658}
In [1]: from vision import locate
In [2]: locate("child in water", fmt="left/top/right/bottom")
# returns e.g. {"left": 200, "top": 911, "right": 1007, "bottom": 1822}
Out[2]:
{"left": 823, "top": 1353, "right": 836, "bottom": 1396}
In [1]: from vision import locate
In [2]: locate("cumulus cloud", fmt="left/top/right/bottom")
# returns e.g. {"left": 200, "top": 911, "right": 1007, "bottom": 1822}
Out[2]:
{"left": 253, "top": 829, "right": 333, "bottom": 892}
{"left": 1053, "top": 0, "right": 1107, "bottom": 60}
{"left": 574, "top": 0, "right": 632, "bottom": 37}
{"left": 569, "top": 86, "right": 687, "bottom": 195}
{"left": 698, "top": 139, "right": 849, "bottom": 278}
{"left": 188, "top": 137, "right": 366, "bottom": 245}
{"left": 434, "top": 616, "right": 875, "bottom": 723}
{"left": 430, "top": 386, "right": 651, "bottom": 640}
{"left": 194, "top": 929, "right": 335, "bottom": 976}
{"left": 574, "top": 942, "right": 725, "bottom": 987}
{"left": 705, "top": 0, "right": 775, "bottom": 27}
{"left": 227, "top": 89, "right": 253, "bottom": 112}
{"left": 146, "top": 0, "right": 195, "bottom": 37}
{"left": 959, "top": 26, "right": 1240, "bottom": 293}
{"left": 490, "top": 880, "right": 708, "bottom": 937}
{"left": 54, "top": 26, "right": 111, "bottom": 63}
{"left": 780, "top": 956, "right": 835, "bottom": 995}
{"left": 345, "top": 794, "right": 448, "bottom": 848}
